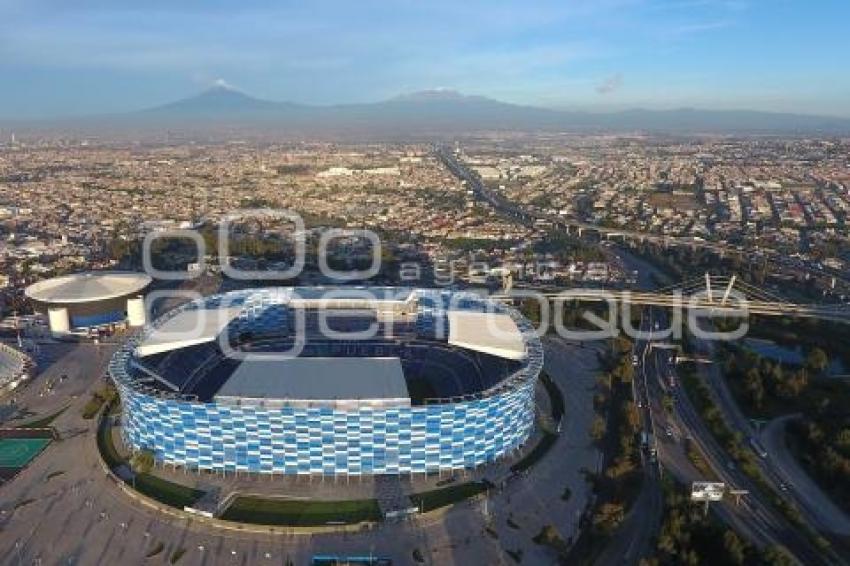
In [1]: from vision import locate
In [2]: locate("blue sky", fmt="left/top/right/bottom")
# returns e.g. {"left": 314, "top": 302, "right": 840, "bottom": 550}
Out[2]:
{"left": 1, "top": 0, "right": 848, "bottom": 118}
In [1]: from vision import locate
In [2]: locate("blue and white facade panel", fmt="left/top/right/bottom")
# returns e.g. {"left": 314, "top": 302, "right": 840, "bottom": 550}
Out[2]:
{"left": 119, "top": 380, "right": 534, "bottom": 474}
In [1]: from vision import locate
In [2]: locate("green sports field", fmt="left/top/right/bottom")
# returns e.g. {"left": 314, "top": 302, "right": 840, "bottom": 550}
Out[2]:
{"left": 0, "top": 438, "right": 51, "bottom": 468}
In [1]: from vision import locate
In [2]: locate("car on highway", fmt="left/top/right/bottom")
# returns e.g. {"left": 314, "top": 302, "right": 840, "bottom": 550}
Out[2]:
{"left": 749, "top": 437, "right": 768, "bottom": 459}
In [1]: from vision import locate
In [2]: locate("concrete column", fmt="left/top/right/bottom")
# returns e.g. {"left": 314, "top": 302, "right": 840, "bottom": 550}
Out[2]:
{"left": 47, "top": 307, "right": 70, "bottom": 335}
{"left": 126, "top": 296, "right": 146, "bottom": 327}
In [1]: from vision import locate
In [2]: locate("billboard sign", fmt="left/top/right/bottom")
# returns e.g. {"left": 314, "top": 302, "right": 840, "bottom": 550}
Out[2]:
{"left": 691, "top": 481, "right": 725, "bottom": 502}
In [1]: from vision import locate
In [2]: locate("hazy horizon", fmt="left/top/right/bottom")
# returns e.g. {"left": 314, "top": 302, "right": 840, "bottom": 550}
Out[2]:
{"left": 2, "top": 1, "right": 849, "bottom": 120}
{"left": 5, "top": 83, "right": 850, "bottom": 123}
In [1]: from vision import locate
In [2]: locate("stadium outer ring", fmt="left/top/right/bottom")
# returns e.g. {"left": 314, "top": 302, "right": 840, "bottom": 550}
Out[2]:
{"left": 109, "top": 287, "right": 544, "bottom": 476}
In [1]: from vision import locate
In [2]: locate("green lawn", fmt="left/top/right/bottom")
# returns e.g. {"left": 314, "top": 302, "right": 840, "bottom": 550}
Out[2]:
{"left": 409, "top": 481, "right": 489, "bottom": 513}
{"left": 134, "top": 473, "right": 204, "bottom": 509}
{"left": 221, "top": 496, "right": 381, "bottom": 526}
{"left": 96, "top": 418, "right": 125, "bottom": 469}
{"left": 94, "top": 411, "right": 204, "bottom": 509}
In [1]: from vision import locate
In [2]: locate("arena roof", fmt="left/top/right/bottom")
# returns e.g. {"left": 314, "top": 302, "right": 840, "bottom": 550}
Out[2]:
{"left": 25, "top": 272, "right": 151, "bottom": 304}
{"left": 447, "top": 311, "right": 527, "bottom": 360}
{"left": 136, "top": 306, "right": 243, "bottom": 357}
{"left": 214, "top": 357, "right": 410, "bottom": 405}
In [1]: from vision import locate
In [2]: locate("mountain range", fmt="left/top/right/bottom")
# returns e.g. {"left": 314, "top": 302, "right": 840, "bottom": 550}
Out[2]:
{"left": 8, "top": 85, "right": 850, "bottom": 136}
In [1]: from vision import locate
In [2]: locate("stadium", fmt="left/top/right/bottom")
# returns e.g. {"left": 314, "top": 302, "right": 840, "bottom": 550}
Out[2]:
{"left": 25, "top": 271, "right": 151, "bottom": 336}
{"left": 109, "top": 287, "right": 544, "bottom": 476}
{"left": 0, "top": 342, "right": 34, "bottom": 395}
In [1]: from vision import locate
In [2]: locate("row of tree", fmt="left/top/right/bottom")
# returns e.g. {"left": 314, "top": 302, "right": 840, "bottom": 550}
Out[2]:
{"left": 590, "top": 337, "right": 642, "bottom": 535}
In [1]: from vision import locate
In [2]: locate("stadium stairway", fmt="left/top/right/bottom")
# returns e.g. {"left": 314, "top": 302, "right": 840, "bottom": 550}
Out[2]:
{"left": 374, "top": 475, "right": 416, "bottom": 520}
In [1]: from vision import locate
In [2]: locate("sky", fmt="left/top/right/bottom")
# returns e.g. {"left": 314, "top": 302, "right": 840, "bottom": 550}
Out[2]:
{"left": 1, "top": 0, "right": 849, "bottom": 119}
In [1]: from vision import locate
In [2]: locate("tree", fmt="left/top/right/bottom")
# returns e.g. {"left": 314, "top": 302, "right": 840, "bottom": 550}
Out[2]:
{"left": 836, "top": 428, "right": 850, "bottom": 452}
{"left": 532, "top": 524, "right": 569, "bottom": 556}
{"left": 130, "top": 449, "right": 155, "bottom": 475}
{"left": 722, "top": 530, "right": 746, "bottom": 565}
{"left": 624, "top": 401, "right": 641, "bottom": 432}
{"left": 744, "top": 367, "right": 764, "bottom": 409}
{"left": 760, "top": 544, "right": 794, "bottom": 566}
{"left": 592, "top": 502, "right": 625, "bottom": 533}
{"left": 614, "top": 360, "right": 635, "bottom": 384}
{"left": 806, "top": 347, "right": 829, "bottom": 374}
{"left": 606, "top": 456, "right": 635, "bottom": 480}
{"left": 767, "top": 363, "right": 785, "bottom": 391}
{"left": 591, "top": 415, "right": 607, "bottom": 442}
{"left": 612, "top": 336, "right": 633, "bottom": 356}
{"left": 778, "top": 368, "right": 809, "bottom": 398}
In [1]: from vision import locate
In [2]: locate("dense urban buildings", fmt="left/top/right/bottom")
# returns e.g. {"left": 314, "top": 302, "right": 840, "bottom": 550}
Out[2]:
{"left": 1, "top": 132, "right": 849, "bottom": 566}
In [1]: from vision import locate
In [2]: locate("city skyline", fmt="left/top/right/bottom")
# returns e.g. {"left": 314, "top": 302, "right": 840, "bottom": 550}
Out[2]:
{"left": 1, "top": 0, "right": 849, "bottom": 119}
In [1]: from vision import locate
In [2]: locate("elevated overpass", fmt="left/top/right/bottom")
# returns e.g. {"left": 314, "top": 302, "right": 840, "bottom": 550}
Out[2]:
{"left": 492, "top": 275, "right": 850, "bottom": 323}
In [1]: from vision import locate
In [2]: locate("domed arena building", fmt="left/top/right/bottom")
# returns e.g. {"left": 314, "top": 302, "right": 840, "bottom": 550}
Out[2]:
{"left": 25, "top": 271, "right": 151, "bottom": 336}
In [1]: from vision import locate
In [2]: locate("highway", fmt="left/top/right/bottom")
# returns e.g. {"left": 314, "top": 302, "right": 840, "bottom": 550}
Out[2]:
{"left": 637, "top": 309, "right": 826, "bottom": 563}
{"left": 760, "top": 415, "right": 850, "bottom": 537}
{"left": 621, "top": 244, "right": 845, "bottom": 564}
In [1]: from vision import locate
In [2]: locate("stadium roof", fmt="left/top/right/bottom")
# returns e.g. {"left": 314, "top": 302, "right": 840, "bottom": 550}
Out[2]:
{"left": 136, "top": 306, "right": 243, "bottom": 357}
{"left": 214, "top": 357, "right": 410, "bottom": 405}
{"left": 447, "top": 311, "right": 527, "bottom": 360}
{"left": 25, "top": 271, "right": 151, "bottom": 304}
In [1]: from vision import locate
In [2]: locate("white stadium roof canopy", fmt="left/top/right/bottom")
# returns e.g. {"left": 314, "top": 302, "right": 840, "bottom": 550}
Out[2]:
{"left": 134, "top": 292, "right": 528, "bottom": 361}
{"left": 25, "top": 271, "right": 151, "bottom": 304}
{"left": 135, "top": 306, "right": 243, "bottom": 357}
{"left": 447, "top": 311, "right": 527, "bottom": 360}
